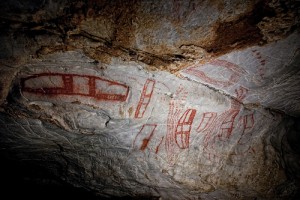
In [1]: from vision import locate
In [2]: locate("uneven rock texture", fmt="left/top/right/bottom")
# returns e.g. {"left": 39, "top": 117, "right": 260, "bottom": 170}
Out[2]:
{"left": 0, "top": 0, "right": 300, "bottom": 199}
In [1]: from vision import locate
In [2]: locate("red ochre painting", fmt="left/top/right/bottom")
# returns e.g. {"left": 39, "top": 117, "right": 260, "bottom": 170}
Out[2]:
{"left": 175, "top": 109, "right": 197, "bottom": 149}
{"left": 201, "top": 87, "right": 254, "bottom": 160}
{"left": 133, "top": 124, "right": 157, "bottom": 151}
{"left": 135, "top": 79, "right": 156, "bottom": 118}
{"left": 184, "top": 59, "right": 244, "bottom": 88}
{"left": 21, "top": 73, "right": 130, "bottom": 101}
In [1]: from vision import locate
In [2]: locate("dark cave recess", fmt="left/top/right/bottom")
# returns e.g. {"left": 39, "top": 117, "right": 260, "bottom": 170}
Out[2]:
{"left": 0, "top": 155, "right": 157, "bottom": 200}
{"left": 0, "top": 156, "right": 98, "bottom": 199}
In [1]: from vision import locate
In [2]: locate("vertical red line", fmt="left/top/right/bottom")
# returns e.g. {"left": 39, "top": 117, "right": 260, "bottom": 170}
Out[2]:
{"left": 180, "top": 126, "right": 183, "bottom": 148}
{"left": 89, "top": 77, "right": 96, "bottom": 97}
{"left": 155, "top": 136, "right": 164, "bottom": 154}
{"left": 244, "top": 115, "right": 247, "bottom": 130}
{"left": 62, "top": 74, "right": 73, "bottom": 94}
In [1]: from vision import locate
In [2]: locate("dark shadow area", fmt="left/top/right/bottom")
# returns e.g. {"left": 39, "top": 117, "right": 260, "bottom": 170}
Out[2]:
{"left": 0, "top": 152, "right": 157, "bottom": 200}
{"left": 0, "top": 154, "right": 101, "bottom": 200}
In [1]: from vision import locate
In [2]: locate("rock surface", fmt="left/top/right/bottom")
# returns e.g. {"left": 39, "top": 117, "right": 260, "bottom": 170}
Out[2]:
{"left": 0, "top": 0, "right": 300, "bottom": 199}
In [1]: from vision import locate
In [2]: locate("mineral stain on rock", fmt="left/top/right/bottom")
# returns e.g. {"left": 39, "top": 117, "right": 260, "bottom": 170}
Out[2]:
{"left": 204, "top": 1, "right": 276, "bottom": 55}
{"left": 128, "top": 106, "right": 134, "bottom": 117}
{"left": 2, "top": 0, "right": 297, "bottom": 72}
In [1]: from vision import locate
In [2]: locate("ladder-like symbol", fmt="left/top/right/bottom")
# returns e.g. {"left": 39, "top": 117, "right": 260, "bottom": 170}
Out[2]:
{"left": 21, "top": 73, "right": 129, "bottom": 101}
{"left": 135, "top": 79, "right": 156, "bottom": 118}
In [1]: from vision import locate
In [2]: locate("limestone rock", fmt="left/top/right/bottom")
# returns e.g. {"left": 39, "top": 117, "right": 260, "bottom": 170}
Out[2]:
{"left": 0, "top": 0, "right": 299, "bottom": 199}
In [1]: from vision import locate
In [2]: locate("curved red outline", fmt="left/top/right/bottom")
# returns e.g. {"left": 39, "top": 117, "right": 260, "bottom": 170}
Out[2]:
{"left": 175, "top": 109, "right": 197, "bottom": 149}
{"left": 185, "top": 59, "right": 244, "bottom": 87}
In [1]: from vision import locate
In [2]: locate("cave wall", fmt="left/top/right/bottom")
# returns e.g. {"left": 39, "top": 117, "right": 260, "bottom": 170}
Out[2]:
{"left": 0, "top": 0, "right": 300, "bottom": 199}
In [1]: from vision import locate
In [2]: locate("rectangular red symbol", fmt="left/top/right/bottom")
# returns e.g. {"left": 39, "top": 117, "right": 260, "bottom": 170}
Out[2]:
{"left": 242, "top": 113, "right": 254, "bottom": 130}
{"left": 175, "top": 109, "right": 197, "bottom": 149}
{"left": 21, "top": 73, "right": 129, "bottom": 102}
{"left": 134, "top": 79, "right": 155, "bottom": 118}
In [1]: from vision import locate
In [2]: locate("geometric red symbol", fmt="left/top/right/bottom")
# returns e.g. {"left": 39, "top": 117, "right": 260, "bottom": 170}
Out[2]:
{"left": 238, "top": 113, "right": 255, "bottom": 145}
{"left": 252, "top": 49, "right": 266, "bottom": 79}
{"left": 201, "top": 89, "right": 251, "bottom": 160}
{"left": 242, "top": 113, "right": 255, "bottom": 130}
{"left": 175, "top": 109, "right": 197, "bottom": 149}
{"left": 134, "top": 79, "right": 155, "bottom": 118}
{"left": 21, "top": 73, "right": 129, "bottom": 101}
{"left": 184, "top": 59, "right": 244, "bottom": 88}
{"left": 196, "top": 112, "right": 217, "bottom": 132}
{"left": 133, "top": 124, "right": 157, "bottom": 151}
{"left": 218, "top": 110, "right": 240, "bottom": 139}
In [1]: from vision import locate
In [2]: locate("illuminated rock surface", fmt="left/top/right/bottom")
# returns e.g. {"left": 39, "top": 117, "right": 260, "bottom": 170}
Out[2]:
{"left": 0, "top": 0, "right": 299, "bottom": 199}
